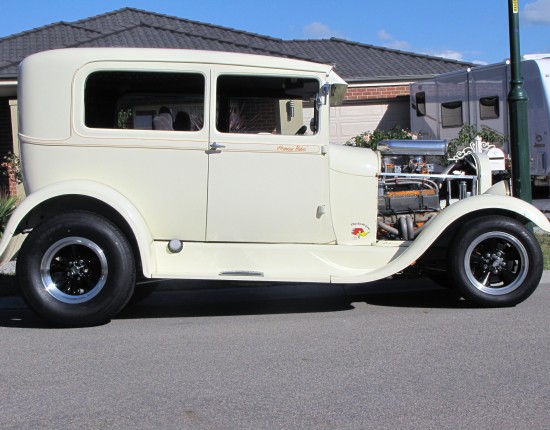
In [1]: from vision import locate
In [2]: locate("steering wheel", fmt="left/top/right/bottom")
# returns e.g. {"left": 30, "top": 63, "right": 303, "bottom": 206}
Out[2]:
{"left": 295, "top": 125, "right": 307, "bottom": 135}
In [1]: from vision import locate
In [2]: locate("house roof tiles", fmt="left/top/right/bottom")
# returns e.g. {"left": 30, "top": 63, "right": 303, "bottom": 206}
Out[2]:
{"left": 285, "top": 39, "right": 472, "bottom": 82}
{"left": 0, "top": 7, "right": 472, "bottom": 81}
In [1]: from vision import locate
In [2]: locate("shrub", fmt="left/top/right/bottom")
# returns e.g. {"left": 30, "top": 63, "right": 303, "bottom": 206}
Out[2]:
{"left": 0, "top": 152, "right": 22, "bottom": 185}
{"left": 0, "top": 194, "right": 18, "bottom": 238}
{"left": 345, "top": 125, "right": 418, "bottom": 150}
{"left": 447, "top": 124, "right": 506, "bottom": 161}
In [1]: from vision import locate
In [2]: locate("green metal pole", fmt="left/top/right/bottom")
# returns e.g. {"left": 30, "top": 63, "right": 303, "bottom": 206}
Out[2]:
{"left": 507, "top": 0, "right": 531, "bottom": 202}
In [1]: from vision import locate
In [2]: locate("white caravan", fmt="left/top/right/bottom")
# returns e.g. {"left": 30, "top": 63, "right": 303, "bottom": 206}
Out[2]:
{"left": 410, "top": 55, "right": 550, "bottom": 186}
{"left": 0, "top": 48, "right": 549, "bottom": 326}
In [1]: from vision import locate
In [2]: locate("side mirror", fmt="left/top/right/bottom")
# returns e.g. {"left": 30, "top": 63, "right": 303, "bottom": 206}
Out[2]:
{"left": 322, "top": 83, "right": 330, "bottom": 98}
{"left": 316, "top": 83, "right": 331, "bottom": 110}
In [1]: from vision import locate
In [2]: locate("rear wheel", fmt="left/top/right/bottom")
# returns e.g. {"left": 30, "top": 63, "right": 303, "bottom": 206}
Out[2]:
{"left": 17, "top": 211, "right": 136, "bottom": 326}
{"left": 449, "top": 216, "right": 542, "bottom": 307}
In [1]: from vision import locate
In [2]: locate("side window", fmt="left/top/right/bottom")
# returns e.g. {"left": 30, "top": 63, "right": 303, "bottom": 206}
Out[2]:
{"left": 441, "top": 101, "right": 463, "bottom": 128}
{"left": 84, "top": 71, "right": 205, "bottom": 131}
{"left": 415, "top": 92, "right": 426, "bottom": 117}
{"left": 479, "top": 96, "right": 499, "bottom": 120}
{"left": 216, "top": 75, "right": 319, "bottom": 135}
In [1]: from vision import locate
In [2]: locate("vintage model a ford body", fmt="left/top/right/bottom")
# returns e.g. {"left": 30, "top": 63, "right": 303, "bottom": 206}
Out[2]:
{"left": 1, "top": 48, "right": 549, "bottom": 326}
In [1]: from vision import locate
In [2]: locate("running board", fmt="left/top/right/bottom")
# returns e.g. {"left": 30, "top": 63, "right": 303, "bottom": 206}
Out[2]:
{"left": 219, "top": 271, "right": 264, "bottom": 277}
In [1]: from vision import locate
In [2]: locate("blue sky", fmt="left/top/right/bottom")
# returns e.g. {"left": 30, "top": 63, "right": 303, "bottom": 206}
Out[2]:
{"left": 1, "top": 0, "right": 549, "bottom": 65}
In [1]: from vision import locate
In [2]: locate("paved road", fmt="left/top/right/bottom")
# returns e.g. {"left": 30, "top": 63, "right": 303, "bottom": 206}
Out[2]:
{"left": 1, "top": 275, "right": 549, "bottom": 430}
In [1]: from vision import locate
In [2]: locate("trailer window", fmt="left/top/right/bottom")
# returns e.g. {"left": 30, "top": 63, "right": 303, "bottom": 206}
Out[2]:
{"left": 415, "top": 92, "right": 426, "bottom": 117}
{"left": 84, "top": 71, "right": 205, "bottom": 131}
{"left": 479, "top": 96, "right": 499, "bottom": 120}
{"left": 216, "top": 75, "right": 319, "bottom": 135}
{"left": 441, "top": 101, "right": 463, "bottom": 128}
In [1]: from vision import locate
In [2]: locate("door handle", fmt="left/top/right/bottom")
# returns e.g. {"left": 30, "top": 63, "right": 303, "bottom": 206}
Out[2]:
{"left": 210, "top": 142, "right": 226, "bottom": 150}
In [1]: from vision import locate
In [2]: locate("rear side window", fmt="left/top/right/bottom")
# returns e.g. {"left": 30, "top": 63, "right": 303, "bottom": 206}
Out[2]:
{"left": 216, "top": 75, "right": 319, "bottom": 135}
{"left": 479, "top": 96, "right": 499, "bottom": 120}
{"left": 84, "top": 71, "right": 205, "bottom": 131}
{"left": 441, "top": 101, "right": 463, "bottom": 128}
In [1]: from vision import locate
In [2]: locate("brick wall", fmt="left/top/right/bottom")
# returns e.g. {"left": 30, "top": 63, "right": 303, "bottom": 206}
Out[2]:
{"left": 4, "top": 162, "right": 18, "bottom": 196}
{"left": 344, "top": 84, "right": 410, "bottom": 102}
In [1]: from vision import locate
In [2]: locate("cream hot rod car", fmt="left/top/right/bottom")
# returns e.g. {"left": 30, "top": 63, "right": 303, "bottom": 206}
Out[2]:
{"left": 2, "top": 48, "right": 549, "bottom": 326}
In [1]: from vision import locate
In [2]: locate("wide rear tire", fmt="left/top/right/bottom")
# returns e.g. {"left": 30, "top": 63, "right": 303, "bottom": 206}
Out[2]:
{"left": 17, "top": 211, "right": 136, "bottom": 327}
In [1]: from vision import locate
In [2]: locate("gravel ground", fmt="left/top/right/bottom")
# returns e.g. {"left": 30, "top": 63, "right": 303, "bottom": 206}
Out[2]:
{"left": 0, "top": 261, "right": 17, "bottom": 296}
{"left": 0, "top": 261, "right": 15, "bottom": 275}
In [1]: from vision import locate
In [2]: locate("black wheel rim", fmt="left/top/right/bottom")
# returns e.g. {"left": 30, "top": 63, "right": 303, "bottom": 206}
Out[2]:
{"left": 464, "top": 231, "right": 528, "bottom": 295}
{"left": 40, "top": 237, "right": 108, "bottom": 304}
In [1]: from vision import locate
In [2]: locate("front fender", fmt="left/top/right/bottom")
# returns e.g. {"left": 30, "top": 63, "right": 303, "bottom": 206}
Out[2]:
{"left": 0, "top": 180, "right": 155, "bottom": 275}
{"left": 332, "top": 195, "right": 550, "bottom": 283}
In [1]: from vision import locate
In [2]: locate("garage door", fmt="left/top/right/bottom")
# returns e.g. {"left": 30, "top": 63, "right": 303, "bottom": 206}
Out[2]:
{"left": 329, "top": 100, "right": 410, "bottom": 144}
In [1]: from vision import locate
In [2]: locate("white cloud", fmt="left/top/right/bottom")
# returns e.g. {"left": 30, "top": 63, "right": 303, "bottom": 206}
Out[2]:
{"left": 377, "top": 29, "right": 393, "bottom": 41}
{"left": 303, "top": 22, "right": 344, "bottom": 39}
{"left": 379, "top": 29, "right": 472, "bottom": 63}
{"left": 424, "top": 50, "right": 465, "bottom": 61}
{"left": 438, "top": 50, "right": 464, "bottom": 61}
{"left": 377, "top": 29, "right": 411, "bottom": 51}
{"left": 385, "top": 40, "right": 412, "bottom": 51}
{"left": 523, "top": 0, "right": 550, "bottom": 24}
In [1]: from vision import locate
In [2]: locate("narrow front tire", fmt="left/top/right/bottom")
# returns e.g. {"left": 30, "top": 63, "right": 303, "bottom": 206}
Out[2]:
{"left": 449, "top": 216, "right": 543, "bottom": 307}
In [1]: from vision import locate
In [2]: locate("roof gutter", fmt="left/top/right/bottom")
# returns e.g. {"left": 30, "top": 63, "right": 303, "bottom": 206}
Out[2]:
{"left": 343, "top": 74, "right": 441, "bottom": 84}
{"left": 0, "top": 79, "right": 18, "bottom": 97}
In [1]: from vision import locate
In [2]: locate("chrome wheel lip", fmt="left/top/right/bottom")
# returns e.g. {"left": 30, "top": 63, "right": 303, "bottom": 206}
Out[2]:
{"left": 40, "top": 237, "right": 108, "bottom": 304}
{"left": 464, "top": 231, "right": 528, "bottom": 296}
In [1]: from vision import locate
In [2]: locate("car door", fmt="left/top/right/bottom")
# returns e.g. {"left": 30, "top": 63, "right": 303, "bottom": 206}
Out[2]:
{"left": 73, "top": 62, "right": 211, "bottom": 241}
{"left": 205, "top": 66, "right": 335, "bottom": 244}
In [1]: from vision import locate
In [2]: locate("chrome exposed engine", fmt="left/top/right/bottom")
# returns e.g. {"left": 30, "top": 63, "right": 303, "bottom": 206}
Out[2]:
{"left": 377, "top": 176, "right": 440, "bottom": 241}
{"left": 376, "top": 140, "right": 481, "bottom": 241}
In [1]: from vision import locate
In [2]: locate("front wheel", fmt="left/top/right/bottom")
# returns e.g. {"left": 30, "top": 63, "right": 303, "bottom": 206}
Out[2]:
{"left": 449, "top": 215, "right": 543, "bottom": 307}
{"left": 17, "top": 211, "right": 136, "bottom": 326}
